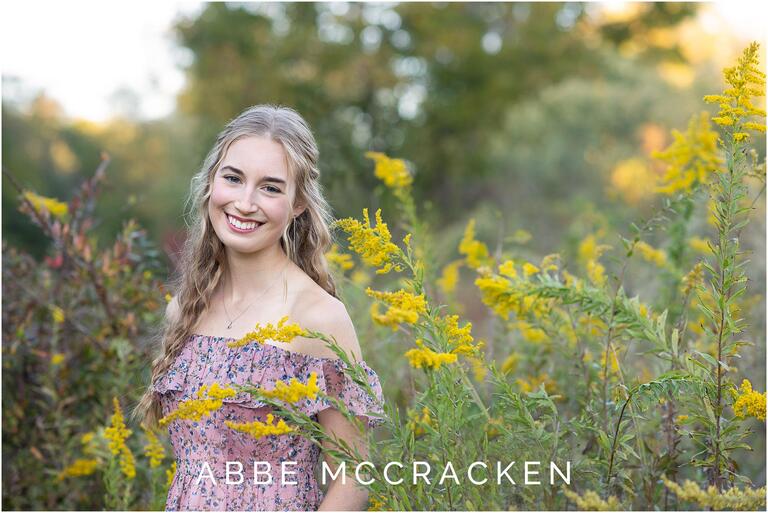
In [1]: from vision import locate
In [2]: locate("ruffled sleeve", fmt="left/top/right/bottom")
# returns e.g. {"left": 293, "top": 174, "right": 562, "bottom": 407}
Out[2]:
{"left": 303, "top": 357, "right": 387, "bottom": 429}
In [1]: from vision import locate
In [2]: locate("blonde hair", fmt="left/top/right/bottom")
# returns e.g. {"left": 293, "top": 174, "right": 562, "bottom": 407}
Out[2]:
{"left": 132, "top": 104, "right": 338, "bottom": 429}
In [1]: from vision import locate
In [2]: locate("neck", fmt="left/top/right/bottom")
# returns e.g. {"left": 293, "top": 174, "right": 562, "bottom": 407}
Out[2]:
{"left": 221, "top": 244, "right": 292, "bottom": 305}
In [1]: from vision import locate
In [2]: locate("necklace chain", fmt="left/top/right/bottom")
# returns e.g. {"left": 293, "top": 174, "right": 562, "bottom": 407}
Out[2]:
{"left": 222, "top": 260, "right": 290, "bottom": 329}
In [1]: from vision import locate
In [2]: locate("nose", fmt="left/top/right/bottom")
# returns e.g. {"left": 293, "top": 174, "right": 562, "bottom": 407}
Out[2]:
{"left": 233, "top": 188, "right": 259, "bottom": 215}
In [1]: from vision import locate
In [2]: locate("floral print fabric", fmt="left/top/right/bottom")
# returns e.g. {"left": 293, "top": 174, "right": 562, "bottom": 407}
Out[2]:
{"left": 152, "top": 333, "right": 386, "bottom": 511}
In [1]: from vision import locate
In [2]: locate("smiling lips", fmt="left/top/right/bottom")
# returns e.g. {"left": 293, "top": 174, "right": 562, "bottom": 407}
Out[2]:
{"left": 226, "top": 213, "right": 263, "bottom": 233}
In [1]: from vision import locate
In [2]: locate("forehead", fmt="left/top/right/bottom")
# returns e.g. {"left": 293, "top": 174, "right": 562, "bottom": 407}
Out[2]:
{"left": 220, "top": 135, "right": 291, "bottom": 180}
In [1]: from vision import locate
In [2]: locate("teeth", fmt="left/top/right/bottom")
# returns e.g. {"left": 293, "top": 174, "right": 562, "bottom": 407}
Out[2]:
{"left": 227, "top": 215, "right": 260, "bottom": 231}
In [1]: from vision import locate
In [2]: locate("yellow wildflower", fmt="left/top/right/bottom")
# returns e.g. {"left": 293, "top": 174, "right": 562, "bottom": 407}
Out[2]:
{"left": 514, "top": 320, "right": 549, "bottom": 344}
{"left": 539, "top": 253, "right": 560, "bottom": 273}
{"left": 227, "top": 316, "right": 308, "bottom": 348}
{"left": 635, "top": 240, "right": 668, "bottom": 268}
{"left": 405, "top": 339, "right": 458, "bottom": 370}
{"left": 516, "top": 372, "right": 558, "bottom": 395}
{"left": 522, "top": 262, "right": 540, "bottom": 277}
{"left": 675, "top": 414, "right": 689, "bottom": 424}
{"left": 609, "top": 158, "right": 657, "bottom": 205}
{"left": 351, "top": 269, "right": 370, "bottom": 286}
{"left": 260, "top": 372, "right": 319, "bottom": 403}
{"left": 563, "top": 489, "right": 621, "bottom": 510}
{"left": 681, "top": 262, "right": 705, "bottom": 296}
{"left": 598, "top": 348, "right": 620, "bottom": 380}
{"left": 661, "top": 473, "right": 766, "bottom": 510}
{"left": 469, "top": 355, "right": 488, "bottom": 381}
{"left": 653, "top": 112, "right": 722, "bottom": 195}
{"left": 366, "top": 287, "right": 427, "bottom": 330}
{"left": 166, "top": 461, "right": 177, "bottom": 488}
{"left": 365, "top": 151, "right": 413, "bottom": 190}
{"left": 578, "top": 234, "right": 611, "bottom": 287}
{"left": 436, "top": 259, "right": 462, "bottom": 295}
{"left": 50, "top": 305, "right": 65, "bottom": 324}
{"left": 704, "top": 42, "right": 766, "bottom": 137}
{"left": 732, "top": 379, "right": 766, "bottom": 421}
{"left": 485, "top": 417, "right": 504, "bottom": 440}
{"left": 51, "top": 353, "right": 65, "bottom": 365}
{"left": 474, "top": 274, "right": 516, "bottom": 320}
{"left": 58, "top": 458, "right": 100, "bottom": 480}
{"left": 142, "top": 427, "right": 166, "bottom": 468}
{"left": 688, "top": 236, "right": 711, "bottom": 255}
{"left": 164, "top": 293, "right": 172, "bottom": 303}
{"left": 325, "top": 243, "right": 355, "bottom": 271}
{"left": 103, "top": 397, "right": 136, "bottom": 479}
{"left": 22, "top": 190, "right": 69, "bottom": 219}
{"left": 406, "top": 406, "right": 433, "bottom": 436}
{"left": 501, "top": 353, "right": 520, "bottom": 374}
{"left": 225, "top": 413, "right": 294, "bottom": 438}
{"left": 586, "top": 259, "right": 607, "bottom": 287}
{"left": 334, "top": 208, "right": 403, "bottom": 274}
{"left": 159, "top": 383, "right": 237, "bottom": 426}
{"left": 498, "top": 260, "right": 518, "bottom": 279}
{"left": 458, "top": 219, "right": 492, "bottom": 269}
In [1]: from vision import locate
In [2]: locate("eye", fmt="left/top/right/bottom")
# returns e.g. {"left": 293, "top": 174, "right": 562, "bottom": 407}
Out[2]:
{"left": 264, "top": 185, "right": 282, "bottom": 193}
{"left": 223, "top": 175, "right": 241, "bottom": 184}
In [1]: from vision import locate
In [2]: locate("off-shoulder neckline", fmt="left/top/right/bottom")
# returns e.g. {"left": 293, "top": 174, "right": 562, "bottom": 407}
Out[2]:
{"left": 187, "top": 332, "right": 365, "bottom": 364}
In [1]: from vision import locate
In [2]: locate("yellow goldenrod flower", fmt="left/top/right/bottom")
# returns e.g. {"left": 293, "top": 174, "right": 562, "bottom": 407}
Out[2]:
{"left": 681, "top": 262, "right": 705, "bottom": 296}
{"left": 514, "top": 320, "right": 549, "bottom": 344}
{"left": 365, "top": 151, "right": 413, "bottom": 190}
{"left": 164, "top": 293, "right": 172, "bottom": 303}
{"left": 688, "top": 236, "right": 711, "bottom": 255}
{"left": 704, "top": 42, "right": 766, "bottom": 137}
{"left": 351, "top": 269, "right": 370, "bottom": 286}
{"left": 103, "top": 397, "right": 136, "bottom": 479}
{"left": 22, "top": 190, "right": 69, "bottom": 219}
{"left": 159, "top": 383, "right": 237, "bottom": 426}
{"left": 635, "top": 240, "right": 668, "bottom": 268}
{"left": 732, "top": 379, "right": 766, "bottom": 421}
{"left": 406, "top": 406, "right": 433, "bottom": 436}
{"left": 51, "top": 353, "right": 65, "bottom": 365}
{"left": 563, "top": 488, "right": 621, "bottom": 510}
{"left": 459, "top": 219, "right": 492, "bottom": 269}
{"left": 522, "top": 262, "right": 540, "bottom": 277}
{"left": 260, "top": 372, "right": 319, "bottom": 403}
{"left": 501, "top": 352, "right": 520, "bottom": 374}
{"left": 436, "top": 259, "right": 462, "bottom": 295}
{"left": 50, "top": 305, "right": 65, "bottom": 324}
{"left": 166, "top": 461, "right": 177, "bottom": 488}
{"left": 366, "top": 287, "right": 427, "bottom": 330}
{"left": 142, "top": 427, "right": 166, "bottom": 468}
{"left": 469, "top": 355, "right": 488, "bottom": 381}
{"left": 498, "top": 260, "right": 518, "bottom": 279}
{"left": 598, "top": 348, "right": 620, "bottom": 380}
{"left": 485, "top": 417, "right": 504, "bottom": 440}
{"left": 609, "top": 158, "right": 658, "bottom": 205}
{"left": 405, "top": 339, "right": 458, "bottom": 370}
{"left": 653, "top": 112, "right": 722, "bottom": 195}
{"left": 539, "top": 253, "right": 560, "bottom": 273}
{"left": 334, "top": 208, "right": 404, "bottom": 274}
{"left": 225, "top": 413, "right": 294, "bottom": 438}
{"left": 675, "top": 414, "right": 689, "bottom": 424}
{"left": 58, "top": 458, "right": 100, "bottom": 480}
{"left": 586, "top": 259, "right": 607, "bottom": 287}
{"left": 578, "top": 233, "right": 612, "bottom": 287}
{"left": 325, "top": 243, "right": 355, "bottom": 271}
{"left": 227, "top": 316, "right": 309, "bottom": 348}
{"left": 516, "top": 372, "right": 558, "bottom": 395}
{"left": 661, "top": 473, "right": 766, "bottom": 510}
{"left": 439, "top": 314, "right": 474, "bottom": 349}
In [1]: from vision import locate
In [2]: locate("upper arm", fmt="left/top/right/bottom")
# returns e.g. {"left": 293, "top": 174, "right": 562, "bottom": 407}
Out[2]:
{"left": 165, "top": 295, "right": 180, "bottom": 325}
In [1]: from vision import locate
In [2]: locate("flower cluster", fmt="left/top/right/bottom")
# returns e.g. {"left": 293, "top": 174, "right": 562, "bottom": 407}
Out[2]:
{"left": 661, "top": 474, "right": 766, "bottom": 510}
{"left": 159, "top": 383, "right": 237, "bottom": 426}
{"left": 458, "top": 219, "right": 492, "bottom": 270}
{"left": 225, "top": 413, "right": 294, "bottom": 438}
{"left": 704, "top": 42, "right": 766, "bottom": 141}
{"left": 436, "top": 259, "right": 462, "bottom": 295}
{"left": 333, "top": 208, "right": 404, "bottom": 274}
{"left": 325, "top": 243, "right": 354, "bottom": 271}
{"left": 227, "top": 316, "right": 308, "bottom": 348}
{"left": 103, "top": 397, "right": 136, "bottom": 479}
{"left": 653, "top": 112, "right": 722, "bottom": 195}
{"left": 578, "top": 233, "right": 612, "bottom": 287}
{"left": 405, "top": 339, "right": 458, "bottom": 370}
{"left": 732, "top": 379, "right": 766, "bottom": 422}
{"left": 563, "top": 489, "right": 621, "bottom": 511}
{"left": 365, "top": 151, "right": 413, "bottom": 191}
{"left": 366, "top": 287, "right": 427, "bottom": 330}
{"left": 634, "top": 241, "right": 668, "bottom": 268}
{"left": 142, "top": 426, "right": 166, "bottom": 468}
{"left": 260, "top": 372, "right": 320, "bottom": 403}
{"left": 406, "top": 406, "right": 433, "bottom": 436}
{"left": 57, "top": 458, "right": 100, "bottom": 480}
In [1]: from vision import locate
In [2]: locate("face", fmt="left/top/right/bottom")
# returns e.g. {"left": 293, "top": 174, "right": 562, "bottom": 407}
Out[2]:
{"left": 208, "top": 135, "right": 305, "bottom": 255}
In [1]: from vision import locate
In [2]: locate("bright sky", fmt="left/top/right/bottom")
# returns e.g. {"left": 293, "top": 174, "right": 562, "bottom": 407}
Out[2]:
{"left": 1, "top": 1, "right": 765, "bottom": 123}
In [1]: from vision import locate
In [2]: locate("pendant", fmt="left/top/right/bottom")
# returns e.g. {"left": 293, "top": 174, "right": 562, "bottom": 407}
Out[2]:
{"left": 226, "top": 321, "right": 233, "bottom": 329}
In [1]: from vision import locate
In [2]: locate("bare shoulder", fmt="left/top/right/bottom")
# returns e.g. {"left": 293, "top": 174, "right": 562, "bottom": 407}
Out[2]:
{"left": 292, "top": 286, "right": 363, "bottom": 362}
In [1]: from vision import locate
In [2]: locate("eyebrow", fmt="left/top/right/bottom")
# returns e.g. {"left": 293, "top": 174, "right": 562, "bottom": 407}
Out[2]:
{"left": 220, "top": 165, "right": 287, "bottom": 186}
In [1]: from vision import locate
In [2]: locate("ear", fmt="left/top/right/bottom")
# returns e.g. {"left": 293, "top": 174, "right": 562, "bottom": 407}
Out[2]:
{"left": 293, "top": 204, "right": 307, "bottom": 218}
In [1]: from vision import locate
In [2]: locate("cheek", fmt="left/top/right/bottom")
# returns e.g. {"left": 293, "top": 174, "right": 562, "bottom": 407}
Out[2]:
{"left": 209, "top": 183, "right": 234, "bottom": 206}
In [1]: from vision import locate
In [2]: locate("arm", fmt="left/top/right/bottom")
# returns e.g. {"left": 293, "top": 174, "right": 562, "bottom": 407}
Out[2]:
{"left": 307, "top": 300, "right": 370, "bottom": 511}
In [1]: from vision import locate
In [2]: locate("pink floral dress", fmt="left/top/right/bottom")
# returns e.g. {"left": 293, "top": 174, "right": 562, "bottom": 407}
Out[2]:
{"left": 151, "top": 333, "right": 386, "bottom": 511}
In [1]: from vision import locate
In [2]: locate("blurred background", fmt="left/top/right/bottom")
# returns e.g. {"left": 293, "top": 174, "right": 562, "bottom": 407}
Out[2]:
{"left": 2, "top": 2, "right": 766, "bottom": 508}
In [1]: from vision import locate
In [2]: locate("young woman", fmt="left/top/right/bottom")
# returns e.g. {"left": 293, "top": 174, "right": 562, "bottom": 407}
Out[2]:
{"left": 133, "top": 104, "right": 386, "bottom": 511}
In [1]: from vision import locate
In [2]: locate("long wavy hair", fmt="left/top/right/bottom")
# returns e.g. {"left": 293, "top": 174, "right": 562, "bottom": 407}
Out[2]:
{"left": 133, "top": 104, "right": 338, "bottom": 430}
